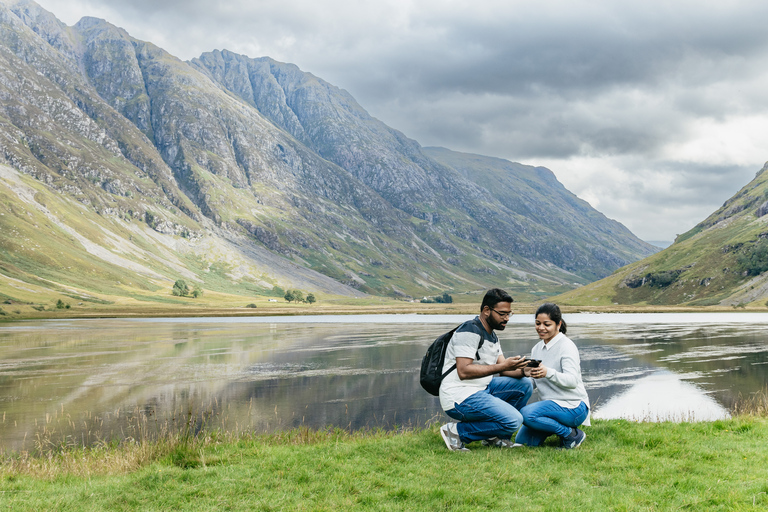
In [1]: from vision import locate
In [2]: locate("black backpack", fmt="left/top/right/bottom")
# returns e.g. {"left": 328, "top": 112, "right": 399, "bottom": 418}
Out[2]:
{"left": 419, "top": 325, "right": 484, "bottom": 396}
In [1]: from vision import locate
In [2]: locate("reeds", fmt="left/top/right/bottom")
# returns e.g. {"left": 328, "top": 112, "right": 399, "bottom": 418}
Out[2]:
{"left": 0, "top": 399, "right": 417, "bottom": 478}
{"left": 731, "top": 386, "right": 768, "bottom": 417}
{"left": 1, "top": 400, "right": 239, "bottom": 478}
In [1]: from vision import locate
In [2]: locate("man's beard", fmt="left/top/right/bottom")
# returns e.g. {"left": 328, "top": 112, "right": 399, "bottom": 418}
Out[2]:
{"left": 489, "top": 317, "right": 507, "bottom": 331}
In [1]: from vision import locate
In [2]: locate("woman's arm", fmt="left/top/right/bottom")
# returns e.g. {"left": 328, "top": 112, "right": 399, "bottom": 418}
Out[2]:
{"left": 545, "top": 352, "right": 580, "bottom": 389}
{"left": 529, "top": 343, "right": 582, "bottom": 389}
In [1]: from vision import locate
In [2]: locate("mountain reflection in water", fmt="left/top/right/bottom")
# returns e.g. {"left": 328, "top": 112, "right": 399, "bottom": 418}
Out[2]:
{"left": 0, "top": 313, "right": 766, "bottom": 451}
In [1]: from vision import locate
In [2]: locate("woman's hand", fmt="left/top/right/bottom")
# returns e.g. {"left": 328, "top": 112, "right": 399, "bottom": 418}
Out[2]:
{"left": 529, "top": 364, "right": 548, "bottom": 379}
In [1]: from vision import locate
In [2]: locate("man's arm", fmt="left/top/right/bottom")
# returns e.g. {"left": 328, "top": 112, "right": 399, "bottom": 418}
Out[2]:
{"left": 456, "top": 354, "right": 527, "bottom": 380}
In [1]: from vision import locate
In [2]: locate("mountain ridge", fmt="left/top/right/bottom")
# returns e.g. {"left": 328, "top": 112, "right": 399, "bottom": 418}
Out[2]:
{"left": 0, "top": 0, "right": 656, "bottom": 308}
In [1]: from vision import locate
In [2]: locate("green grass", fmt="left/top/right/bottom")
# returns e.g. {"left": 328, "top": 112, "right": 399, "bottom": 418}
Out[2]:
{"left": 2, "top": 416, "right": 768, "bottom": 510}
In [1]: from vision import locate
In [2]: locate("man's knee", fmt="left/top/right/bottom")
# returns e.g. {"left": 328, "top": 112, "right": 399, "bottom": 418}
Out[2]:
{"left": 520, "top": 377, "right": 534, "bottom": 398}
{"left": 498, "top": 409, "right": 524, "bottom": 435}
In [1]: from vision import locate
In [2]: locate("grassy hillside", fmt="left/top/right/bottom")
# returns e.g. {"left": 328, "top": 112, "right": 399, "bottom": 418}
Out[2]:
{"left": 557, "top": 161, "right": 768, "bottom": 307}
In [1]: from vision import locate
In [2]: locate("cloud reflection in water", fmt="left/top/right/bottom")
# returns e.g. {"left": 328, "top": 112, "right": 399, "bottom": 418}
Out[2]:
{"left": 592, "top": 371, "right": 730, "bottom": 422}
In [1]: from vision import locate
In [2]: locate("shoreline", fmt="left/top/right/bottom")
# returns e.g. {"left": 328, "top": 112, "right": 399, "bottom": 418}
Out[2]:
{"left": 2, "top": 301, "right": 768, "bottom": 322}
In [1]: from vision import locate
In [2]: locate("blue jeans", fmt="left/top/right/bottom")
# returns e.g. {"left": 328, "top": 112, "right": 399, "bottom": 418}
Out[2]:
{"left": 515, "top": 400, "right": 588, "bottom": 446}
{"left": 445, "top": 376, "right": 533, "bottom": 443}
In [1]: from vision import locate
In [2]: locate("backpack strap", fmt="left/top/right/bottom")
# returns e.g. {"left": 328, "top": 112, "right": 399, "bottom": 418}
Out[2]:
{"left": 475, "top": 335, "right": 485, "bottom": 360}
{"left": 447, "top": 332, "right": 486, "bottom": 379}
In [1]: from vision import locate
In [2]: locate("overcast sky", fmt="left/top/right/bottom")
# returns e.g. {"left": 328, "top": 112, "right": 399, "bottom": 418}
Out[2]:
{"left": 32, "top": 0, "right": 768, "bottom": 242}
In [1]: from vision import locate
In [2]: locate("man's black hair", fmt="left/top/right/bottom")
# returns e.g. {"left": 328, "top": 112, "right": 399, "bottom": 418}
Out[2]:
{"left": 480, "top": 288, "right": 514, "bottom": 312}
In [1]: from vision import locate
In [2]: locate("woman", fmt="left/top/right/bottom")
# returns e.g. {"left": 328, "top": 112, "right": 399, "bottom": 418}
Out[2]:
{"left": 515, "top": 303, "right": 590, "bottom": 448}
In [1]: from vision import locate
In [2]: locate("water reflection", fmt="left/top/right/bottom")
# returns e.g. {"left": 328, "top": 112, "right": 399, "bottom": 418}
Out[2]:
{"left": 0, "top": 313, "right": 767, "bottom": 452}
{"left": 591, "top": 371, "right": 730, "bottom": 422}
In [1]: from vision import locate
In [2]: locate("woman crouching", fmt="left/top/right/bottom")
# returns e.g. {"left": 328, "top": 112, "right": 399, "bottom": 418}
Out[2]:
{"left": 515, "top": 303, "right": 590, "bottom": 449}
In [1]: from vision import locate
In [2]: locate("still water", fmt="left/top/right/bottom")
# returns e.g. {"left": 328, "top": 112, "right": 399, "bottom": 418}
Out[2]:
{"left": 1, "top": 313, "right": 767, "bottom": 451}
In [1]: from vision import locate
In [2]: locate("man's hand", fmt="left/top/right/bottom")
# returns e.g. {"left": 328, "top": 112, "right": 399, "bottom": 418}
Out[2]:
{"left": 455, "top": 355, "right": 528, "bottom": 380}
{"left": 498, "top": 355, "right": 528, "bottom": 371}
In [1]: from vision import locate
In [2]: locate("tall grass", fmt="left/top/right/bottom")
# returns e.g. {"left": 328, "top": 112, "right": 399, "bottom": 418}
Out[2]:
{"left": 1, "top": 401, "right": 238, "bottom": 478}
{"left": 731, "top": 386, "right": 768, "bottom": 417}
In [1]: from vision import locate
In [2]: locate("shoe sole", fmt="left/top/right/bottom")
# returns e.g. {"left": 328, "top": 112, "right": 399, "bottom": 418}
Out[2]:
{"left": 440, "top": 426, "right": 455, "bottom": 451}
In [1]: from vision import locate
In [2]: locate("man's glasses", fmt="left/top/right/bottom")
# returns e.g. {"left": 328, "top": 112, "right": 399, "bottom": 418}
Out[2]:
{"left": 491, "top": 308, "right": 512, "bottom": 318}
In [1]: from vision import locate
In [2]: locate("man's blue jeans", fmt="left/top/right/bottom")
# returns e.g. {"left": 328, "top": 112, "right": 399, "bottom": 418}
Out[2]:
{"left": 515, "top": 400, "right": 588, "bottom": 446}
{"left": 445, "top": 376, "right": 533, "bottom": 443}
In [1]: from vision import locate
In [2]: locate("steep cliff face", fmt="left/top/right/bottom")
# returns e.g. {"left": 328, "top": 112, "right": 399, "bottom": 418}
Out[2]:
{"left": 0, "top": 0, "right": 657, "bottom": 303}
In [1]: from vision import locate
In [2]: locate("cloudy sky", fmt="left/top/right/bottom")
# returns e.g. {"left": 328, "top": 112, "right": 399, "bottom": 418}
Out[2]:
{"left": 33, "top": 0, "right": 768, "bottom": 242}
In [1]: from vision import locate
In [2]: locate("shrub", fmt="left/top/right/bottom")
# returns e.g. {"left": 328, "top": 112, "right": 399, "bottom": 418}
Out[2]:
{"left": 736, "top": 240, "right": 768, "bottom": 276}
{"left": 625, "top": 270, "right": 681, "bottom": 289}
{"left": 172, "top": 280, "right": 189, "bottom": 297}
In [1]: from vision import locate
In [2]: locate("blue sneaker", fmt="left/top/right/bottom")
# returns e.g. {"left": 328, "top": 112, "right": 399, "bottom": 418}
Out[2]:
{"left": 561, "top": 428, "right": 586, "bottom": 449}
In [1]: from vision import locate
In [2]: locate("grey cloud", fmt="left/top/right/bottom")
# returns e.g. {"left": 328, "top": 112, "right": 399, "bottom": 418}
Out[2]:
{"left": 569, "top": 160, "right": 759, "bottom": 239}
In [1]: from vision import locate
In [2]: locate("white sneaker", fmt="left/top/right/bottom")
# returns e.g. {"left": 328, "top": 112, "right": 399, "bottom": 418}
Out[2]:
{"left": 481, "top": 437, "right": 523, "bottom": 448}
{"left": 440, "top": 423, "right": 470, "bottom": 452}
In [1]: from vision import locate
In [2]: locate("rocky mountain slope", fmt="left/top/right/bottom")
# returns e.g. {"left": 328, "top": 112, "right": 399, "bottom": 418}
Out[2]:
{"left": 557, "top": 161, "right": 768, "bottom": 306}
{"left": 0, "top": 0, "right": 656, "bottom": 306}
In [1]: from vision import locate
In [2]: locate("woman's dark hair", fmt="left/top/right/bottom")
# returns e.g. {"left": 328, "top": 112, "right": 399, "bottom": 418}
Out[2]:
{"left": 481, "top": 288, "right": 514, "bottom": 312}
{"left": 535, "top": 303, "right": 567, "bottom": 334}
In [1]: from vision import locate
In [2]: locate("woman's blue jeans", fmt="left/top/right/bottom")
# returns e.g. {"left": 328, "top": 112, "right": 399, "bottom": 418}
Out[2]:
{"left": 515, "top": 400, "right": 588, "bottom": 446}
{"left": 445, "top": 376, "right": 533, "bottom": 443}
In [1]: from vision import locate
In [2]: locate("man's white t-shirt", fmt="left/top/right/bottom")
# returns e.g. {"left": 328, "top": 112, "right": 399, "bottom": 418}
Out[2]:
{"left": 439, "top": 316, "right": 503, "bottom": 411}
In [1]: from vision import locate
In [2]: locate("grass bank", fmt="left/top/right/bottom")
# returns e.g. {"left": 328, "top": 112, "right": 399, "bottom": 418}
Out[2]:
{"left": 2, "top": 414, "right": 768, "bottom": 510}
{"left": 2, "top": 297, "right": 766, "bottom": 322}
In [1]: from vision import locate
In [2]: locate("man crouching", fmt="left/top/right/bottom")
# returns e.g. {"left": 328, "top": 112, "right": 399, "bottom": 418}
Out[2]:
{"left": 439, "top": 288, "right": 533, "bottom": 451}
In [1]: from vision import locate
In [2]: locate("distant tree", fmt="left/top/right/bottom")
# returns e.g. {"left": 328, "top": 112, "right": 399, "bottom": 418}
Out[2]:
{"left": 56, "top": 299, "right": 69, "bottom": 309}
{"left": 144, "top": 211, "right": 158, "bottom": 229}
{"left": 292, "top": 290, "right": 305, "bottom": 304}
{"left": 306, "top": 293, "right": 316, "bottom": 305}
{"left": 436, "top": 292, "right": 453, "bottom": 304}
{"left": 191, "top": 285, "right": 203, "bottom": 298}
{"left": 284, "top": 289, "right": 295, "bottom": 303}
{"left": 172, "top": 279, "right": 189, "bottom": 297}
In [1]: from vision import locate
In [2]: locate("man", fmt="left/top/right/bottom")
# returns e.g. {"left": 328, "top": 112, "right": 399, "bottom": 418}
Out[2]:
{"left": 439, "top": 288, "right": 533, "bottom": 451}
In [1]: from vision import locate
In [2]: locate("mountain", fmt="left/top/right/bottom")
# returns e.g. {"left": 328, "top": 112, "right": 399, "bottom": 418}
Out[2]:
{"left": 557, "top": 161, "right": 768, "bottom": 306}
{"left": 0, "top": 0, "right": 656, "bottom": 307}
